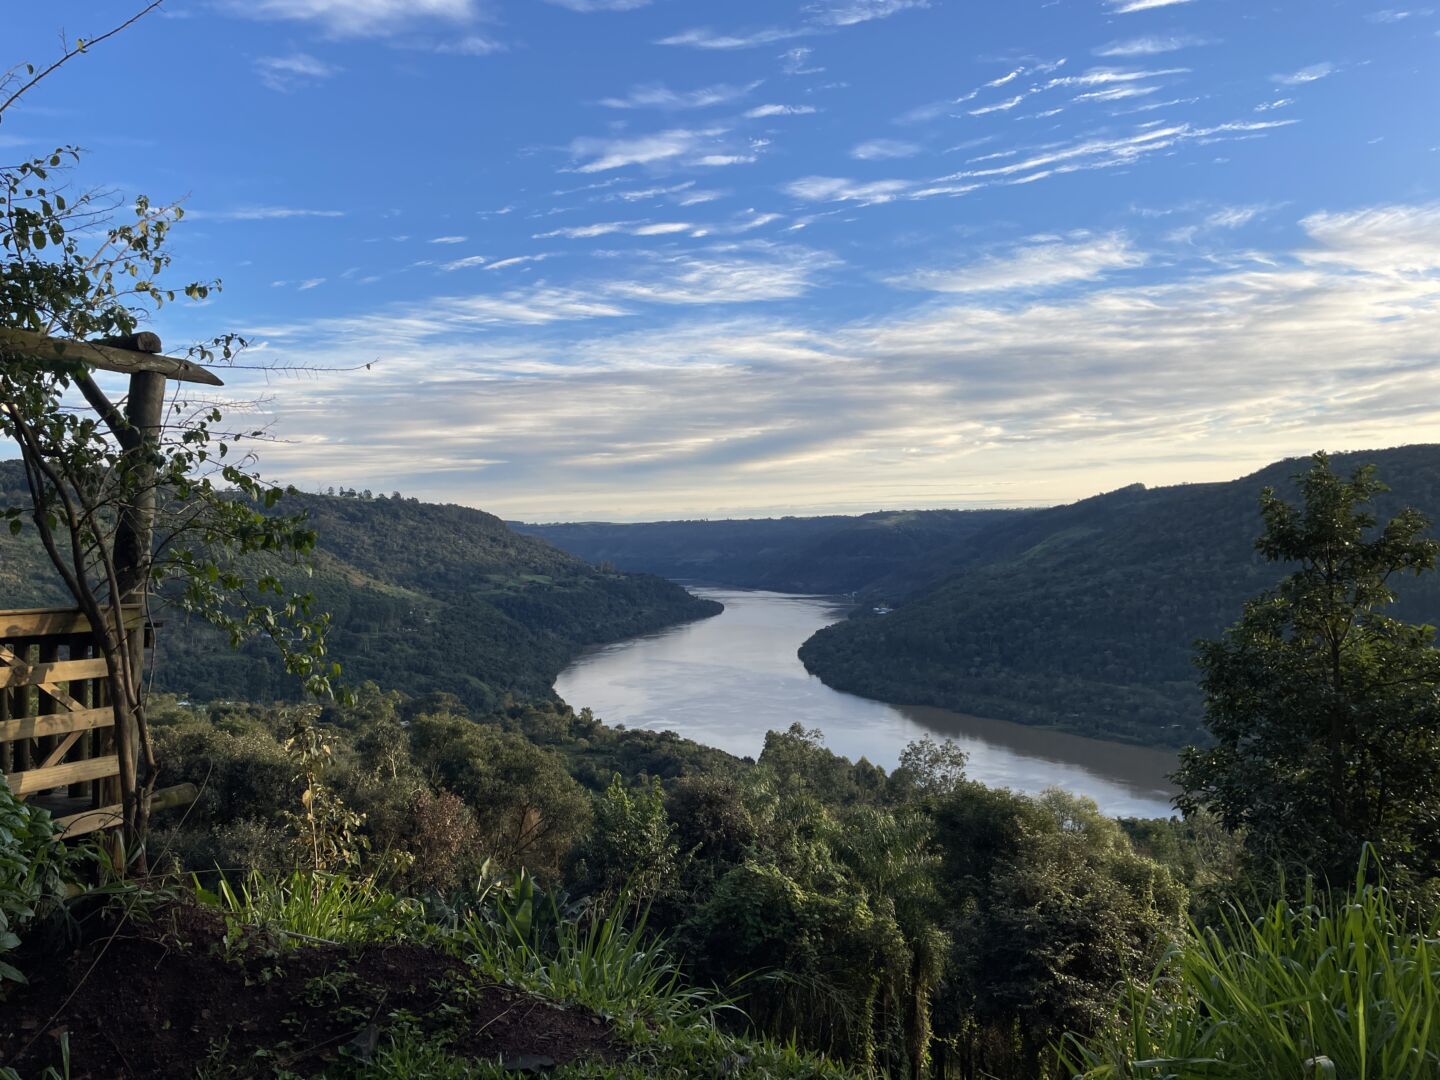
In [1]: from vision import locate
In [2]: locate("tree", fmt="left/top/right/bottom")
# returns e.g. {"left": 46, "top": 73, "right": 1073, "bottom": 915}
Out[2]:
{"left": 1176, "top": 452, "right": 1440, "bottom": 883}
{"left": 0, "top": 13, "right": 338, "bottom": 854}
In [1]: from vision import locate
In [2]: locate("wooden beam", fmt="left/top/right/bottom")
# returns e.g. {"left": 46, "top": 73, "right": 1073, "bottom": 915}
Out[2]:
{"left": 5, "top": 755, "right": 119, "bottom": 797}
{"left": 0, "top": 326, "right": 224, "bottom": 387}
{"left": 0, "top": 706, "right": 113, "bottom": 744}
{"left": 0, "top": 607, "right": 144, "bottom": 639}
{"left": 0, "top": 656, "right": 109, "bottom": 689}
{"left": 53, "top": 781, "right": 198, "bottom": 838}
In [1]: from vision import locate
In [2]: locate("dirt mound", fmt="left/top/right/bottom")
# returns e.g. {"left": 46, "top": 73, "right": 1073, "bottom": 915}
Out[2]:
{"left": 0, "top": 901, "right": 616, "bottom": 1078}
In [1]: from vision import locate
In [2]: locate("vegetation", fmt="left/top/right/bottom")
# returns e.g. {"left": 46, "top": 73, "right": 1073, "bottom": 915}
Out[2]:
{"left": 0, "top": 786, "right": 74, "bottom": 985}
{"left": 800, "top": 445, "right": 1440, "bottom": 746}
{"left": 1062, "top": 859, "right": 1440, "bottom": 1079}
{"left": 0, "top": 459, "right": 721, "bottom": 711}
{"left": 1176, "top": 454, "right": 1440, "bottom": 888}
{"left": 517, "top": 508, "right": 1027, "bottom": 597}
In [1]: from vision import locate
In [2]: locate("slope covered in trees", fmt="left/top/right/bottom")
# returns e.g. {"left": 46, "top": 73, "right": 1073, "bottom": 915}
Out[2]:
{"left": 800, "top": 446, "right": 1440, "bottom": 747}
{"left": 0, "top": 460, "right": 719, "bottom": 709}
{"left": 515, "top": 508, "right": 1028, "bottom": 596}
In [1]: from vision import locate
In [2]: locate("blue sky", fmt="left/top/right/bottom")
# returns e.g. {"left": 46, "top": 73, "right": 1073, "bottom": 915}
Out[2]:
{"left": 5, "top": 0, "right": 1440, "bottom": 520}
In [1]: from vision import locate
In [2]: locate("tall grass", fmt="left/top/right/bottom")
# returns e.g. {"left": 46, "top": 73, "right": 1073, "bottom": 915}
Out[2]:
{"left": 1060, "top": 860, "right": 1440, "bottom": 1079}
{"left": 450, "top": 873, "right": 734, "bottom": 1030}
{"left": 196, "top": 869, "right": 425, "bottom": 944}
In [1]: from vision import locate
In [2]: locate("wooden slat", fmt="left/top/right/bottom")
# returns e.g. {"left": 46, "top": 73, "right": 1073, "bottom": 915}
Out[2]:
{"left": 5, "top": 755, "right": 119, "bottom": 797}
{"left": 0, "top": 607, "right": 144, "bottom": 639}
{"left": 52, "top": 782, "right": 199, "bottom": 838}
{"left": 55, "top": 803, "right": 123, "bottom": 838}
{"left": 0, "top": 656, "right": 109, "bottom": 690}
{"left": 0, "top": 326, "right": 224, "bottom": 387}
{"left": 0, "top": 707, "right": 113, "bottom": 745}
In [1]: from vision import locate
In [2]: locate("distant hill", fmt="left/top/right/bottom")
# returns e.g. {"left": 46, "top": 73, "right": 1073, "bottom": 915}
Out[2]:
{"left": 0, "top": 461, "right": 719, "bottom": 708}
{"left": 515, "top": 508, "right": 1030, "bottom": 597}
{"left": 800, "top": 446, "right": 1440, "bottom": 748}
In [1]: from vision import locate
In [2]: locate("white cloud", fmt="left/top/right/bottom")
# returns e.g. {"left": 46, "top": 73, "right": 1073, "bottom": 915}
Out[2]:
{"left": 851, "top": 138, "right": 922, "bottom": 160}
{"left": 1108, "top": 0, "right": 1194, "bottom": 11}
{"left": 600, "top": 82, "right": 762, "bottom": 110}
{"left": 780, "top": 47, "right": 825, "bottom": 74}
{"left": 234, "top": 203, "right": 1440, "bottom": 519}
{"left": 604, "top": 246, "right": 838, "bottom": 304}
{"left": 254, "top": 53, "right": 340, "bottom": 92}
{"left": 1094, "top": 35, "right": 1212, "bottom": 57}
{"left": 298, "top": 278, "right": 326, "bottom": 290}
{"left": 1300, "top": 204, "right": 1440, "bottom": 273}
{"left": 695, "top": 154, "right": 758, "bottom": 166}
{"left": 430, "top": 235, "right": 468, "bottom": 244}
{"left": 436, "top": 35, "right": 505, "bottom": 55}
{"left": 567, "top": 128, "right": 725, "bottom": 172}
{"left": 1273, "top": 62, "right": 1336, "bottom": 85}
{"left": 187, "top": 206, "right": 347, "bottom": 221}
{"left": 892, "top": 234, "right": 1145, "bottom": 293}
{"left": 805, "top": 0, "right": 929, "bottom": 26}
{"left": 658, "top": 26, "right": 809, "bottom": 49}
{"left": 440, "top": 255, "right": 490, "bottom": 271}
{"left": 745, "top": 103, "right": 819, "bottom": 118}
{"left": 785, "top": 176, "right": 917, "bottom": 205}
{"left": 233, "top": 0, "right": 476, "bottom": 36}
{"left": 545, "top": 0, "right": 652, "bottom": 9}
{"left": 1366, "top": 8, "right": 1434, "bottom": 22}
{"left": 534, "top": 220, "right": 696, "bottom": 239}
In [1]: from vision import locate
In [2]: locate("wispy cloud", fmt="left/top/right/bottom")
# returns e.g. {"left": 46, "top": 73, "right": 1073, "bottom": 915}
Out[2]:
{"left": 658, "top": 26, "right": 809, "bottom": 49}
{"left": 1108, "top": 0, "right": 1194, "bottom": 11}
{"left": 805, "top": 0, "right": 929, "bottom": 26}
{"left": 254, "top": 53, "right": 340, "bottom": 92}
{"left": 1365, "top": 8, "right": 1434, "bottom": 22}
{"left": 567, "top": 127, "right": 728, "bottom": 172}
{"left": 188, "top": 206, "right": 347, "bottom": 221}
{"left": 436, "top": 35, "right": 506, "bottom": 55}
{"left": 233, "top": 0, "right": 477, "bottom": 37}
{"left": 534, "top": 220, "right": 696, "bottom": 238}
{"left": 545, "top": 0, "right": 652, "bottom": 10}
{"left": 892, "top": 234, "right": 1144, "bottom": 293}
{"left": 1094, "top": 35, "right": 1212, "bottom": 57}
{"left": 851, "top": 138, "right": 922, "bottom": 159}
{"left": 239, "top": 203, "right": 1440, "bottom": 519}
{"left": 780, "top": 47, "right": 825, "bottom": 74}
{"left": 599, "top": 82, "right": 762, "bottom": 110}
{"left": 1273, "top": 62, "right": 1336, "bottom": 85}
{"left": 429, "top": 235, "right": 469, "bottom": 244}
{"left": 745, "top": 103, "right": 819, "bottom": 118}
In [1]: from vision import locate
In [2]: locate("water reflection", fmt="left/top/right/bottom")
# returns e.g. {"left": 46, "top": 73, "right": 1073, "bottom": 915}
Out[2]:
{"left": 555, "top": 587, "right": 1178, "bottom": 817}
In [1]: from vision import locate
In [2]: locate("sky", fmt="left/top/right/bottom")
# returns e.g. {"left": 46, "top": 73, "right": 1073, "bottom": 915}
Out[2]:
{"left": 4, "top": 0, "right": 1440, "bottom": 521}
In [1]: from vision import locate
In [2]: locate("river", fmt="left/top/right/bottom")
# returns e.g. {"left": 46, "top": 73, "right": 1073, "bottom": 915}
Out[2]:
{"left": 556, "top": 587, "right": 1178, "bottom": 817}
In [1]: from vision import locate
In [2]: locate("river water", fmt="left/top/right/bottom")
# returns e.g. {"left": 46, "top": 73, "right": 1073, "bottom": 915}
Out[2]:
{"left": 556, "top": 587, "right": 1178, "bottom": 818}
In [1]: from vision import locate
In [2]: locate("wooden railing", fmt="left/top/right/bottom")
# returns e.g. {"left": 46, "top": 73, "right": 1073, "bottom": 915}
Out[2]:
{"left": 0, "top": 606, "right": 144, "bottom": 838}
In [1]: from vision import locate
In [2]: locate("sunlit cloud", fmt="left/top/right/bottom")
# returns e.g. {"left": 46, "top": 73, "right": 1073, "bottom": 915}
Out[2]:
{"left": 231, "top": 0, "right": 477, "bottom": 36}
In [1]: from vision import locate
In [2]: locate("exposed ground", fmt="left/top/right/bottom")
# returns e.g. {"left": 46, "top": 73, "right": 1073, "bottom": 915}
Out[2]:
{"left": 0, "top": 901, "right": 616, "bottom": 1078}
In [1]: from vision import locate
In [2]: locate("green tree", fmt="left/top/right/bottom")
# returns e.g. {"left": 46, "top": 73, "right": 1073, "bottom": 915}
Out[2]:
{"left": 1176, "top": 452, "right": 1440, "bottom": 883}
{"left": 570, "top": 775, "right": 679, "bottom": 907}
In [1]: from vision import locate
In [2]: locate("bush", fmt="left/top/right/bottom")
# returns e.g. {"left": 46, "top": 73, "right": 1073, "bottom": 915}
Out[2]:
{"left": 1061, "top": 856, "right": 1440, "bottom": 1079}
{"left": 0, "top": 784, "right": 73, "bottom": 985}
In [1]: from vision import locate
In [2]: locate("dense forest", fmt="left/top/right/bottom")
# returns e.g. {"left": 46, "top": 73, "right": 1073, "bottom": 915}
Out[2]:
{"left": 800, "top": 445, "right": 1440, "bottom": 747}
{"left": 0, "top": 461, "right": 719, "bottom": 710}
{"left": 517, "top": 508, "right": 1027, "bottom": 597}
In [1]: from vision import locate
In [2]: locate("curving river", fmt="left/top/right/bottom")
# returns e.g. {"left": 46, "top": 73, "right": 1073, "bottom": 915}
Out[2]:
{"left": 556, "top": 587, "right": 1178, "bottom": 817}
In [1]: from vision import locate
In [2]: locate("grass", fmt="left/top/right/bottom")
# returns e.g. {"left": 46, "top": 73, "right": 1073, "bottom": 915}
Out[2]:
{"left": 196, "top": 869, "right": 426, "bottom": 944}
{"left": 1060, "top": 858, "right": 1440, "bottom": 1079}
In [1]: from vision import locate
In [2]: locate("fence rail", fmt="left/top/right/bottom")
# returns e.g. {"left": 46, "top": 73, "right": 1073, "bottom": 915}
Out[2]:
{"left": 0, "top": 606, "right": 144, "bottom": 838}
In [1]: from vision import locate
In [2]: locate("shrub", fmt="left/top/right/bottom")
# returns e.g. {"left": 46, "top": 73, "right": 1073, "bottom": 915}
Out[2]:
{"left": 1061, "top": 856, "right": 1440, "bottom": 1079}
{"left": 0, "top": 783, "right": 73, "bottom": 985}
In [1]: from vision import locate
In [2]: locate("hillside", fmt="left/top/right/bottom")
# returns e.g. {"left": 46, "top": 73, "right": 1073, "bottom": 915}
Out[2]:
{"left": 516, "top": 508, "right": 1029, "bottom": 596}
{"left": 0, "top": 461, "right": 719, "bottom": 707}
{"left": 801, "top": 446, "right": 1440, "bottom": 748}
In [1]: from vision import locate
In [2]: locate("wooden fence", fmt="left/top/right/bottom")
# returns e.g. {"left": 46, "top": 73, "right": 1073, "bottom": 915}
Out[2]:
{"left": 0, "top": 606, "right": 144, "bottom": 838}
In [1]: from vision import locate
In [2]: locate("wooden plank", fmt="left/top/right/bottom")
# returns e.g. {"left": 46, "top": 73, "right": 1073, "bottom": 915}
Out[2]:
{"left": 0, "top": 707, "right": 113, "bottom": 745}
{"left": 0, "top": 607, "right": 144, "bottom": 639}
{"left": 53, "top": 782, "right": 198, "bottom": 838}
{"left": 55, "top": 803, "right": 122, "bottom": 838}
{"left": 5, "top": 756, "right": 119, "bottom": 797}
{"left": 0, "top": 656, "right": 109, "bottom": 690}
{"left": 0, "top": 326, "right": 224, "bottom": 387}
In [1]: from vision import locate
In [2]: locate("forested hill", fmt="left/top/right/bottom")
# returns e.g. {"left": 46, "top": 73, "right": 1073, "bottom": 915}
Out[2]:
{"left": 515, "top": 508, "right": 1029, "bottom": 596}
{"left": 801, "top": 445, "right": 1440, "bottom": 749}
{"left": 0, "top": 462, "right": 719, "bottom": 707}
